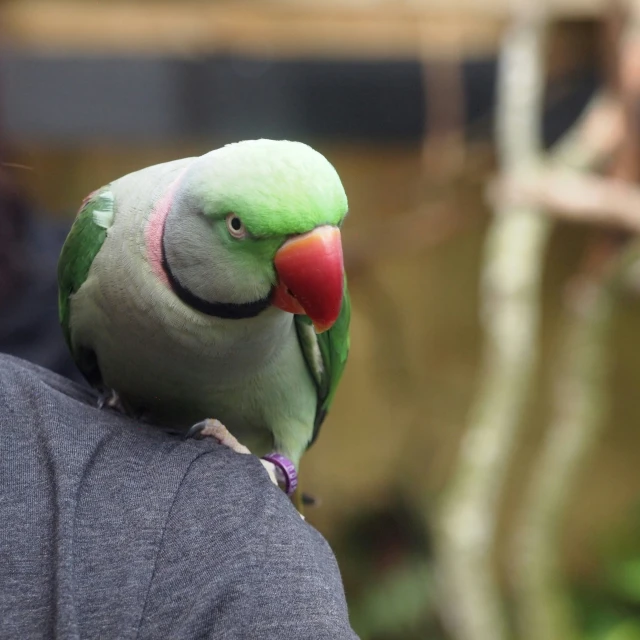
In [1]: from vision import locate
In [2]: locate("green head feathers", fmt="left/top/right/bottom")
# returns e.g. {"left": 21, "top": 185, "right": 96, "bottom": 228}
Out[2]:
{"left": 183, "top": 139, "right": 348, "bottom": 237}
{"left": 162, "top": 139, "right": 348, "bottom": 308}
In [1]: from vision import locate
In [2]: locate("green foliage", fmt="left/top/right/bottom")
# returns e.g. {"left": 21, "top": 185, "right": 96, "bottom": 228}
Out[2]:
{"left": 601, "top": 621, "right": 640, "bottom": 640}
{"left": 575, "top": 498, "right": 640, "bottom": 640}
{"left": 331, "top": 495, "right": 444, "bottom": 640}
{"left": 610, "top": 559, "right": 640, "bottom": 604}
{"left": 349, "top": 561, "right": 439, "bottom": 639}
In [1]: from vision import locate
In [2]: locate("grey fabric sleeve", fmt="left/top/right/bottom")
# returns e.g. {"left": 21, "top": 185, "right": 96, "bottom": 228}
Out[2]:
{"left": 139, "top": 452, "right": 359, "bottom": 639}
{"left": 0, "top": 354, "right": 359, "bottom": 639}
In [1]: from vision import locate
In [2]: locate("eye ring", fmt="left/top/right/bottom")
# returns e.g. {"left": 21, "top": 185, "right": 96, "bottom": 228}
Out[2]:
{"left": 225, "top": 213, "right": 246, "bottom": 239}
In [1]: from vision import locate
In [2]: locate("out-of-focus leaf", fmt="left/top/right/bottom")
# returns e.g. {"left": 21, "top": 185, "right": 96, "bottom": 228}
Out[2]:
{"left": 349, "top": 560, "right": 436, "bottom": 638}
{"left": 610, "top": 559, "right": 640, "bottom": 602}
{"left": 600, "top": 619, "right": 640, "bottom": 640}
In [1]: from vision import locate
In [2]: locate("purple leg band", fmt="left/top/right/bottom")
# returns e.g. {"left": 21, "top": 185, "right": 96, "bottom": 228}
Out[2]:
{"left": 261, "top": 453, "right": 298, "bottom": 496}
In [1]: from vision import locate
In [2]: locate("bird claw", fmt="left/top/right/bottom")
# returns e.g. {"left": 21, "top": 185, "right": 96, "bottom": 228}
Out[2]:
{"left": 183, "top": 420, "right": 210, "bottom": 441}
{"left": 185, "top": 419, "right": 280, "bottom": 490}
{"left": 184, "top": 419, "right": 251, "bottom": 455}
{"left": 260, "top": 459, "right": 280, "bottom": 487}
{"left": 184, "top": 421, "right": 303, "bottom": 506}
{"left": 97, "top": 389, "right": 127, "bottom": 413}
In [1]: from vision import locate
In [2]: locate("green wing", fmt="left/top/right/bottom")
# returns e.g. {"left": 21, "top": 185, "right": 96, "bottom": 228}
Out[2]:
{"left": 57, "top": 187, "right": 114, "bottom": 379}
{"left": 295, "top": 278, "right": 351, "bottom": 447}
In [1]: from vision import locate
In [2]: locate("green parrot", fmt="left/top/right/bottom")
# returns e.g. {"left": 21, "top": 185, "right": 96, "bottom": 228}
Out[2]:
{"left": 57, "top": 139, "right": 350, "bottom": 495}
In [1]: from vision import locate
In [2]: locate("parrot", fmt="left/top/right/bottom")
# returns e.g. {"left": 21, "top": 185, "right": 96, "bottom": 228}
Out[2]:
{"left": 57, "top": 139, "right": 350, "bottom": 496}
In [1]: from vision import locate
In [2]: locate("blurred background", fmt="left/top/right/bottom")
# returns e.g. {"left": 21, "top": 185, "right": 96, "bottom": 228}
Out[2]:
{"left": 4, "top": 1, "right": 640, "bottom": 639}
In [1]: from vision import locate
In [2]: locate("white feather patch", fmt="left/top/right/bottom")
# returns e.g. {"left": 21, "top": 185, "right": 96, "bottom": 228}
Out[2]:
{"left": 298, "top": 320, "right": 325, "bottom": 385}
{"left": 92, "top": 191, "right": 115, "bottom": 229}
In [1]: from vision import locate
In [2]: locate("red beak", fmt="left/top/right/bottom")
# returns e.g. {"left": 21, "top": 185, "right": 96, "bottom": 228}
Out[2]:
{"left": 272, "top": 225, "right": 344, "bottom": 333}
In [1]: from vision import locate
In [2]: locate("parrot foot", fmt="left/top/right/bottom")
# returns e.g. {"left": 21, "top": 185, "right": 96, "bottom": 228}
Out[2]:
{"left": 97, "top": 389, "right": 127, "bottom": 414}
{"left": 184, "top": 419, "right": 280, "bottom": 488}
{"left": 188, "top": 418, "right": 252, "bottom": 454}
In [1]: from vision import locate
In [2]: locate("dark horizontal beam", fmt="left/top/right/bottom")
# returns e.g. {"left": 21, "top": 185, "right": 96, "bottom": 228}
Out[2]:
{"left": 0, "top": 52, "right": 598, "bottom": 146}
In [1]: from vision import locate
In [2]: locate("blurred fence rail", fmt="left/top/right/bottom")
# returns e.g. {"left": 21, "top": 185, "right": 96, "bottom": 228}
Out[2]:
{"left": 0, "top": 0, "right": 604, "bottom": 59}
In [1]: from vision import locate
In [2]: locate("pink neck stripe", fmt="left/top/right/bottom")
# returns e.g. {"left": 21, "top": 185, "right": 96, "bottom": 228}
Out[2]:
{"left": 145, "top": 168, "right": 188, "bottom": 287}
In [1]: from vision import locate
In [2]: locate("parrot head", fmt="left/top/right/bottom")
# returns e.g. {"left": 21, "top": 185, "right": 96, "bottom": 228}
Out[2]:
{"left": 162, "top": 139, "right": 348, "bottom": 333}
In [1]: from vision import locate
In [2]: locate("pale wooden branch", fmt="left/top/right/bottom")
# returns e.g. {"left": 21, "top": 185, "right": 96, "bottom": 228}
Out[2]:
{"left": 435, "top": 7, "right": 548, "bottom": 640}
{"left": 485, "top": 92, "right": 631, "bottom": 232}
{"left": 511, "top": 3, "right": 640, "bottom": 639}
{"left": 513, "top": 255, "right": 610, "bottom": 640}
{"left": 550, "top": 91, "right": 623, "bottom": 170}
{"left": 489, "top": 169, "right": 640, "bottom": 233}
{"left": 433, "top": 8, "right": 624, "bottom": 639}
{"left": 512, "top": 239, "right": 640, "bottom": 640}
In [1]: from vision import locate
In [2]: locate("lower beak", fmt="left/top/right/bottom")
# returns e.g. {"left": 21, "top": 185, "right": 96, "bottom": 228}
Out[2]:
{"left": 272, "top": 225, "right": 344, "bottom": 333}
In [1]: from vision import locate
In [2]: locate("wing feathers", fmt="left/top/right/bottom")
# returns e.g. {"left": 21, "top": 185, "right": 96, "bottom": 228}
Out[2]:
{"left": 57, "top": 186, "right": 114, "bottom": 352}
{"left": 295, "top": 279, "right": 351, "bottom": 446}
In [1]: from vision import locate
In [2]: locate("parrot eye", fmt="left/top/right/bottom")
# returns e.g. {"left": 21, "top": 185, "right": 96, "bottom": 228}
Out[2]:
{"left": 225, "top": 213, "right": 246, "bottom": 239}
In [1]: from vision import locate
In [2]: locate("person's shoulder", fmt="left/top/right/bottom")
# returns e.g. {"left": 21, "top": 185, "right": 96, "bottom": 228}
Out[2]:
{"left": 0, "top": 353, "right": 171, "bottom": 458}
{"left": 0, "top": 353, "right": 95, "bottom": 406}
{"left": 170, "top": 446, "right": 297, "bottom": 536}
{"left": 145, "top": 450, "right": 360, "bottom": 638}
{"left": 0, "top": 352, "right": 55, "bottom": 378}
{"left": 0, "top": 356, "right": 358, "bottom": 638}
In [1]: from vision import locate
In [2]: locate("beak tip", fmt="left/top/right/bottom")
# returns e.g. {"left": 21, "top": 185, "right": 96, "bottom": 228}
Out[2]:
{"left": 313, "top": 321, "right": 331, "bottom": 334}
{"left": 273, "top": 225, "right": 344, "bottom": 332}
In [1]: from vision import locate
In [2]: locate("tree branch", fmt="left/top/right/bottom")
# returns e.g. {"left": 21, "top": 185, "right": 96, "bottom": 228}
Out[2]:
{"left": 511, "top": 4, "right": 640, "bottom": 639}
{"left": 489, "top": 169, "right": 640, "bottom": 233}
{"left": 435, "top": 7, "right": 548, "bottom": 640}
{"left": 511, "top": 238, "right": 640, "bottom": 640}
{"left": 433, "top": 7, "right": 623, "bottom": 639}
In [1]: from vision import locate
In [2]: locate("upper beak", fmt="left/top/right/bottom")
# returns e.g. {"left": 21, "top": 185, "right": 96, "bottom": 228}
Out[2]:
{"left": 272, "top": 225, "right": 344, "bottom": 333}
